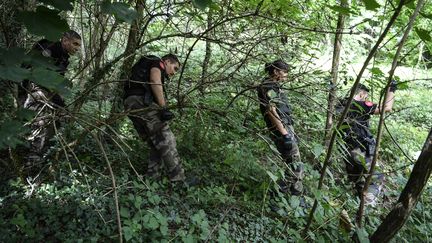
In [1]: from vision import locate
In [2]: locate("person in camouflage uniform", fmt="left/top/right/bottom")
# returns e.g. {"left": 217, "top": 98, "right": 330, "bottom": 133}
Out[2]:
{"left": 22, "top": 30, "right": 81, "bottom": 169}
{"left": 124, "top": 54, "right": 185, "bottom": 182}
{"left": 340, "top": 82, "right": 397, "bottom": 206}
{"left": 257, "top": 59, "right": 304, "bottom": 196}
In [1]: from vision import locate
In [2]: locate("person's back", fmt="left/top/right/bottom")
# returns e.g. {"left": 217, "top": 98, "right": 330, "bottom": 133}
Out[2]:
{"left": 341, "top": 82, "right": 397, "bottom": 207}
{"left": 124, "top": 55, "right": 164, "bottom": 101}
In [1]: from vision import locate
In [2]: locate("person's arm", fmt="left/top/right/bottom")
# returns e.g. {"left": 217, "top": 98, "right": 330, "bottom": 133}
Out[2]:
{"left": 267, "top": 105, "right": 288, "bottom": 135}
{"left": 373, "top": 90, "right": 395, "bottom": 114}
{"left": 149, "top": 67, "right": 166, "bottom": 107}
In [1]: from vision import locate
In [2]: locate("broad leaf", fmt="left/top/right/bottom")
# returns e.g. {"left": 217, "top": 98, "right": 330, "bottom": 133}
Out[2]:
{"left": 415, "top": 28, "right": 431, "bottom": 42}
{"left": 0, "top": 120, "right": 29, "bottom": 149}
{"left": 38, "top": 0, "right": 75, "bottom": 11}
{"left": 30, "top": 67, "right": 69, "bottom": 94}
{"left": 193, "top": 0, "right": 212, "bottom": 10}
{"left": 328, "top": 5, "right": 356, "bottom": 15}
{"left": 363, "top": 0, "right": 380, "bottom": 11}
{"left": 0, "top": 66, "right": 30, "bottom": 82}
{"left": 18, "top": 6, "right": 69, "bottom": 41}
{"left": 312, "top": 144, "right": 324, "bottom": 158}
{"left": 370, "top": 67, "right": 384, "bottom": 76}
{"left": 0, "top": 48, "right": 27, "bottom": 66}
{"left": 266, "top": 171, "right": 279, "bottom": 182}
{"left": 101, "top": 1, "right": 138, "bottom": 24}
{"left": 16, "top": 109, "right": 36, "bottom": 121}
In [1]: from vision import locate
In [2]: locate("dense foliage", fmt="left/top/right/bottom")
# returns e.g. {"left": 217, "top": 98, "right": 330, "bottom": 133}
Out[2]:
{"left": 1, "top": 0, "right": 431, "bottom": 242}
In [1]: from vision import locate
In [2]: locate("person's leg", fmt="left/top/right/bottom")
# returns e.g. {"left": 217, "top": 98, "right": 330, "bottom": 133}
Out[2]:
{"left": 148, "top": 124, "right": 185, "bottom": 182}
{"left": 274, "top": 126, "right": 304, "bottom": 195}
{"left": 125, "top": 96, "right": 163, "bottom": 178}
{"left": 345, "top": 148, "right": 366, "bottom": 196}
{"left": 125, "top": 96, "right": 184, "bottom": 182}
{"left": 363, "top": 154, "right": 385, "bottom": 207}
{"left": 25, "top": 90, "right": 55, "bottom": 167}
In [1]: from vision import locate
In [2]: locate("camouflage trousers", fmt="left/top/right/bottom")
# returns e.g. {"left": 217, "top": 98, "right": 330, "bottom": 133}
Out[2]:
{"left": 24, "top": 88, "right": 60, "bottom": 168}
{"left": 271, "top": 125, "right": 304, "bottom": 195}
{"left": 344, "top": 147, "right": 385, "bottom": 206}
{"left": 124, "top": 96, "right": 185, "bottom": 182}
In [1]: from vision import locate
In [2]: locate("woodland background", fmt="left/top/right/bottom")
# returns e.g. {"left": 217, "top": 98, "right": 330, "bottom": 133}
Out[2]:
{"left": 0, "top": 0, "right": 432, "bottom": 242}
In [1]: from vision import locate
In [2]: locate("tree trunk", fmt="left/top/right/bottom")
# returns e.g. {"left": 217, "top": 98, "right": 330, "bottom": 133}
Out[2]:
{"left": 105, "top": 0, "right": 145, "bottom": 130}
{"left": 200, "top": 10, "right": 213, "bottom": 94}
{"left": 324, "top": 0, "right": 347, "bottom": 146}
{"left": 370, "top": 129, "right": 432, "bottom": 243}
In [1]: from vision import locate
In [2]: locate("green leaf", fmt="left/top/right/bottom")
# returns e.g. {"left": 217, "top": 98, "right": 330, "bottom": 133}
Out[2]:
{"left": 18, "top": 6, "right": 69, "bottom": 41}
{"left": 266, "top": 171, "right": 279, "bottom": 182}
{"left": 120, "top": 207, "right": 130, "bottom": 218}
{"left": 148, "top": 217, "right": 159, "bottom": 230}
{"left": 0, "top": 47, "right": 27, "bottom": 66}
{"left": 10, "top": 213, "right": 27, "bottom": 227}
{"left": 193, "top": 0, "right": 213, "bottom": 10}
{"left": 0, "top": 66, "right": 30, "bottom": 82}
{"left": 123, "top": 226, "right": 133, "bottom": 241}
{"left": 0, "top": 120, "right": 29, "bottom": 149}
{"left": 290, "top": 196, "right": 300, "bottom": 208}
{"left": 312, "top": 144, "right": 324, "bottom": 158}
{"left": 370, "top": 67, "right": 384, "bottom": 76}
{"left": 363, "top": 0, "right": 380, "bottom": 11}
{"left": 16, "top": 109, "right": 36, "bottom": 121}
{"left": 38, "top": 0, "right": 75, "bottom": 11}
{"left": 356, "top": 227, "right": 370, "bottom": 243}
{"left": 415, "top": 28, "right": 431, "bottom": 42}
{"left": 30, "top": 67, "right": 70, "bottom": 94}
{"left": 328, "top": 5, "right": 356, "bottom": 15}
{"left": 101, "top": 1, "right": 138, "bottom": 24}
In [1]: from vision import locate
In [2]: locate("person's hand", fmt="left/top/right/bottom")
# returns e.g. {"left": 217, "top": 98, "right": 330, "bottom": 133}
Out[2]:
{"left": 160, "top": 107, "right": 175, "bottom": 121}
{"left": 282, "top": 134, "right": 293, "bottom": 148}
{"left": 389, "top": 79, "right": 397, "bottom": 92}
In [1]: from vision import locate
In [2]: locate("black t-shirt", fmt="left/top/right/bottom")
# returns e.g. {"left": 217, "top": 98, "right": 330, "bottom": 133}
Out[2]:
{"left": 343, "top": 100, "right": 378, "bottom": 149}
{"left": 20, "top": 39, "right": 71, "bottom": 107}
{"left": 33, "top": 39, "right": 70, "bottom": 75}
{"left": 124, "top": 55, "right": 167, "bottom": 99}
{"left": 257, "top": 80, "right": 293, "bottom": 136}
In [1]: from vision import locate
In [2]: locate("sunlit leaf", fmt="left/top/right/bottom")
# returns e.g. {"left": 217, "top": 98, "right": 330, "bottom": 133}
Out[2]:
{"left": 101, "top": 1, "right": 138, "bottom": 24}
{"left": 38, "top": 0, "right": 75, "bottom": 11}
{"left": 328, "top": 5, "right": 356, "bottom": 15}
{"left": 193, "top": 0, "right": 212, "bottom": 10}
{"left": 363, "top": 0, "right": 380, "bottom": 11}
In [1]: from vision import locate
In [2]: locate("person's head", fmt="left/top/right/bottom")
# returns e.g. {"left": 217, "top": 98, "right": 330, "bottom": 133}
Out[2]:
{"left": 61, "top": 30, "right": 81, "bottom": 55}
{"left": 265, "top": 59, "right": 290, "bottom": 81}
{"left": 162, "top": 53, "right": 181, "bottom": 77}
{"left": 354, "top": 84, "right": 370, "bottom": 101}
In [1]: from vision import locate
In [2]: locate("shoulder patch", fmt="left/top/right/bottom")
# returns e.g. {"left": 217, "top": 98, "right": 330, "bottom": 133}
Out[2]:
{"left": 267, "top": 90, "right": 277, "bottom": 99}
{"left": 365, "top": 101, "right": 374, "bottom": 107}
{"left": 159, "top": 61, "right": 165, "bottom": 70}
{"left": 42, "top": 49, "right": 52, "bottom": 57}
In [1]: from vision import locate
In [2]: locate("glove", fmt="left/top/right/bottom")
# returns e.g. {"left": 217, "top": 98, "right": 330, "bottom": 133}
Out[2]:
{"left": 389, "top": 79, "right": 397, "bottom": 93}
{"left": 282, "top": 134, "right": 293, "bottom": 148}
{"left": 160, "top": 107, "right": 175, "bottom": 121}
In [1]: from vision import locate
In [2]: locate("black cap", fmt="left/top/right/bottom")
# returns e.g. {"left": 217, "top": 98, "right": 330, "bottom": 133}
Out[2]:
{"left": 358, "top": 84, "right": 370, "bottom": 92}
